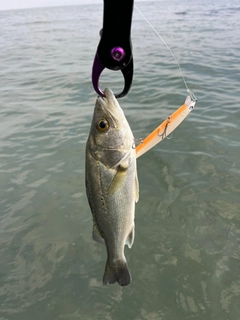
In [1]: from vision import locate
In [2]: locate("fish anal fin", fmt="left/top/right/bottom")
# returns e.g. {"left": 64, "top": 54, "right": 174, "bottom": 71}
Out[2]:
{"left": 126, "top": 226, "right": 135, "bottom": 249}
{"left": 92, "top": 219, "right": 104, "bottom": 244}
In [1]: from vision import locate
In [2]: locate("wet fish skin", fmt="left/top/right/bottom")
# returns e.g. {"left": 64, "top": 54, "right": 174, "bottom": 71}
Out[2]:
{"left": 85, "top": 88, "right": 139, "bottom": 286}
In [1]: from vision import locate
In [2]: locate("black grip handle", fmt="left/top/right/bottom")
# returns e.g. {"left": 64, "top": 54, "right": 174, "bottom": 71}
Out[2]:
{"left": 97, "top": 0, "right": 134, "bottom": 71}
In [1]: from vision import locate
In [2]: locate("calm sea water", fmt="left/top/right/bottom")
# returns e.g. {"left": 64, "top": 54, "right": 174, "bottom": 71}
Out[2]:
{"left": 1, "top": 0, "right": 240, "bottom": 319}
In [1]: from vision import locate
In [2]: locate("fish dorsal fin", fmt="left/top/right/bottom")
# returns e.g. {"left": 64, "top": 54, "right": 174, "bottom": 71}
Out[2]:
{"left": 107, "top": 163, "right": 128, "bottom": 195}
{"left": 126, "top": 226, "right": 135, "bottom": 248}
{"left": 92, "top": 219, "right": 105, "bottom": 244}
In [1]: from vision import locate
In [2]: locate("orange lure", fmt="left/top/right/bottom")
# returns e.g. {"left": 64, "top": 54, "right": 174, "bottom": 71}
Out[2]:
{"left": 136, "top": 95, "right": 196, "bottom": 158}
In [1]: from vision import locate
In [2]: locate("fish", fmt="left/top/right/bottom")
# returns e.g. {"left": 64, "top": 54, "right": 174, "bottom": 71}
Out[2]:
{"left": 85, "top": 88, "right": 139, "bottom": 286}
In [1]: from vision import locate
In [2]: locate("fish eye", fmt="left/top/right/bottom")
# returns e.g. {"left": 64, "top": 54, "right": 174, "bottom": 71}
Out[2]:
{"left": 96, "top": 118, "right": 109, "bottom": 133}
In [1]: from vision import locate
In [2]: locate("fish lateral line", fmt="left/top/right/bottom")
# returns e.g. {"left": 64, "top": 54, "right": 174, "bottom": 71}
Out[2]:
{"left": 135, "top": 95, "right": 196, "bottom": 158}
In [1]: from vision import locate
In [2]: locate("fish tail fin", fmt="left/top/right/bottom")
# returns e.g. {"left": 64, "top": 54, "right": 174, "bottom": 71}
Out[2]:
{"left": 103, "top": 259, "right": 131, "bottom": 286}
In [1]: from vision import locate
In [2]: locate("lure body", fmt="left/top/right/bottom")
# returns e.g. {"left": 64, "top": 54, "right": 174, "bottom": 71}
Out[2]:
{"left": 136, "top": 96, "right": 196, "bottom": 158}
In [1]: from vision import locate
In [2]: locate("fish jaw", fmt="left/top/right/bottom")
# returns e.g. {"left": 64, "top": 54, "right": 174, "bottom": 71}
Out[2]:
{"left": 98, "top": 88, "right": 125, "bottom": 121}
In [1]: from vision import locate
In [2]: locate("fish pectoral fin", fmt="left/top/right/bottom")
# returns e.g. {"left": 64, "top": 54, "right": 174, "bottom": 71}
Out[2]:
{"left": 125, "top": 226, "right": 135, "bottom": 249}
{"left": 92, "top": 219, "right": 105, "bottom": 244}
{"left": 134, "top": 173, "right": 139, "bottom": 203}
{"left": 107, "top": 164, "right": 128, "bottom": 195}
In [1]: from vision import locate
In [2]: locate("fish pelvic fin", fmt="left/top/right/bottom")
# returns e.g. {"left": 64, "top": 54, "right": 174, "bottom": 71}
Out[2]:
{"left": 103, "top": 259, "right": 132, "bottom": 286}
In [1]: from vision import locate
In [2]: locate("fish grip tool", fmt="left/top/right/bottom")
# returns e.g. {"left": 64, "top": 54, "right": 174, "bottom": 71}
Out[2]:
{"left": 92, "top": 0, "right": 134, "bottom": 98}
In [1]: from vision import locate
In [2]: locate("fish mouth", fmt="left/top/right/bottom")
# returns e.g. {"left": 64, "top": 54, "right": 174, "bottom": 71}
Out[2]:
{"left": 97, "top": 88, "right": 123, "bottom": 123}
{"left": 103, "top": 88, "right": 117, "bottom": 103}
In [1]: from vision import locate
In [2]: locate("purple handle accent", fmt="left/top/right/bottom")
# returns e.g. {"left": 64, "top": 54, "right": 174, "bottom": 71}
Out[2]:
{"left": 92, "top": 54, "right": 106, "bottom": 97}
{"left": 91, "top": 51, "right": 133, "bottom": 98}
{"left": 111, "top": 47, "right": 125, "bottom": 62}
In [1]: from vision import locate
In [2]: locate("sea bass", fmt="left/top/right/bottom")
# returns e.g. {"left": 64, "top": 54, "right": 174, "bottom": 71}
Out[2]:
{"left": 85, "top": 88, "right": 139, "bottom": 286}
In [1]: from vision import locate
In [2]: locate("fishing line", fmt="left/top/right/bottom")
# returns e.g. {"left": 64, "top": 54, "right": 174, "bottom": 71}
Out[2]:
{"left": 134, "top": 4, "right": 197, "bottom": 102}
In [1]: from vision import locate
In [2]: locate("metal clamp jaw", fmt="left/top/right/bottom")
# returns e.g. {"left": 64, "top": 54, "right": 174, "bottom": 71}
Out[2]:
{"left": 92, "top": 0, "right": 134, "bottom": 98}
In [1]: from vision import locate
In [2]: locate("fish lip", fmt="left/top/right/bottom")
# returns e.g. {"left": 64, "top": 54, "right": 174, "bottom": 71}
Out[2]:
{"left": 97, "top": 95, "right": 107, "bottom": 108}
{"left": 98, "top": 88, "right": 122, "bottom": 114}
{"left": 96, "top": 91, "right": 121, "bottom": 128}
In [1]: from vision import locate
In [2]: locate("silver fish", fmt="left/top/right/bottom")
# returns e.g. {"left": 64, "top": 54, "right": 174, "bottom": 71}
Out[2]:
{"left": 85, "top": 88, "right": 139, "bottom": 286}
